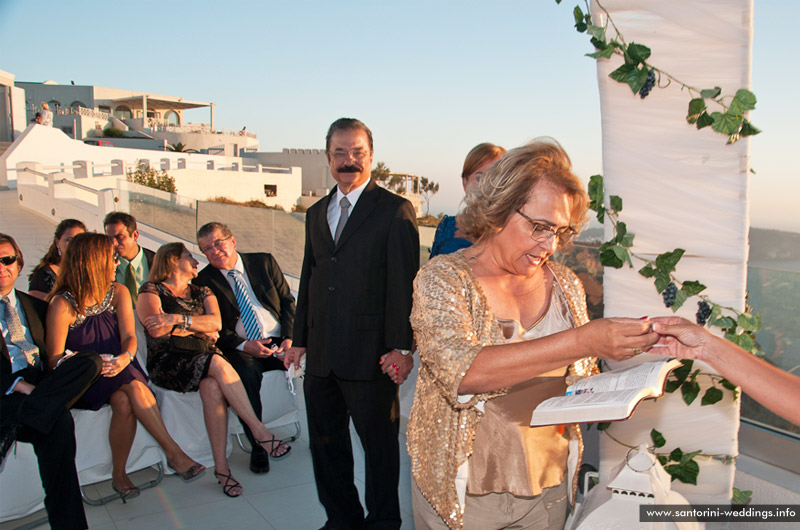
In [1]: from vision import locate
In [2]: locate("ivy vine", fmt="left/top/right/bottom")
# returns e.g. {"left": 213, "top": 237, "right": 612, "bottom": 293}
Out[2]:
{"left": 588, "top": 174, "right": 763, "bottom": 354}
{"left": 557, "top": 0, "right": 761, "bottom": 144}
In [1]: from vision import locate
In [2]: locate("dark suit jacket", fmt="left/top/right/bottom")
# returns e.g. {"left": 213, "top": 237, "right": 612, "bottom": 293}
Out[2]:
{"left": 143, "top": 247, "right": 155, "bottom": 269}
{"left": 194, "top": 253, "right": 296, "bottom": 355}
{"left": 293, "top": 180, "right": 420, "bottom": 380}
{"left": 1, "top": 291, "right": 49, "bottom": 417}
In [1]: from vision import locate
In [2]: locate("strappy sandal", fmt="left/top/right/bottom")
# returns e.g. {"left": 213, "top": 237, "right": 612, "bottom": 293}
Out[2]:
{"left": 168, "top": 461, "right": 206, "bottom": 483}
{"left": 258, "top": 435, "right": 292, "bottom": 460}
{"left": 112, "top": 483, "right": 140, "bottom": 503}
{"left": 214, "top": 470, "right": 242, "bottom": 497}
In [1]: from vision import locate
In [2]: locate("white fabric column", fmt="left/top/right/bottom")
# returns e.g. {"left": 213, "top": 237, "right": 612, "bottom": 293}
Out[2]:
{"left": 594, "top": 0, "right": 752, "bottom": 510}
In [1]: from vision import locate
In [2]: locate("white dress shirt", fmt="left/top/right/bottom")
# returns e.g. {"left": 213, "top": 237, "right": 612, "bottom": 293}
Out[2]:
{"left": 1, "top": 289, "right": 39, "bottom": 393}
{"left": 326, "top": 179, "right": 370, "bottom": 239}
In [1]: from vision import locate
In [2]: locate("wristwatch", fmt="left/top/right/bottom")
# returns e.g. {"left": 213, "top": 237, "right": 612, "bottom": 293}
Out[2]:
{"left": 395, "top": 349, "right": 412, "bottom": 356}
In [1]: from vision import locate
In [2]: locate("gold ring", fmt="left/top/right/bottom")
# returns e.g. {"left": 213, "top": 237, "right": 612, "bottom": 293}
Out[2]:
{"left": 633, "top": 347, "right": 642, "bottom": 355}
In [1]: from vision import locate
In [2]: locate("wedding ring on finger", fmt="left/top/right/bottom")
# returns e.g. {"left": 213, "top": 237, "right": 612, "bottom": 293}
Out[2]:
{"left": 633, "top": 347, "right": 642, "bottom": 356}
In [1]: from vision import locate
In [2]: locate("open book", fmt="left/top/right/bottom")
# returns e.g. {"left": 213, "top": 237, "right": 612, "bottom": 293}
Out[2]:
{"left": 529, "top": 358, "right": 683, "bottom": 426}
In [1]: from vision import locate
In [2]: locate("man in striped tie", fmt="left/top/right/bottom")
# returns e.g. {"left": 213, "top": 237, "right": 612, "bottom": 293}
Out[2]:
{"left": 195, "top": 222, "right": 296, "bottom": 474}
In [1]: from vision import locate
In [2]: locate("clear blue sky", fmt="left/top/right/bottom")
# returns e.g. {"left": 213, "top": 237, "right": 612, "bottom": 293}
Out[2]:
{"left": 1, "top": 0, "right": 797, "bottom": 231}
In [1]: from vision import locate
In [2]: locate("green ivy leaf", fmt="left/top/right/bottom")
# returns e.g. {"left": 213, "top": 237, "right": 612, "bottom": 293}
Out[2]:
{"left": 669, "top": 447, "right": 683, "bottom": 462}
{"left": 671, "top": 360, "right": 693, "bottom": 384}
{"left": 609, "top": 63, "right": 649, "bottom": 94}
{"left": 654, "top": 270, "right": 671, "bottom": 294}
{"left": 732, "top": 487, "right": 753, "bottom": 504}
{"left": 599, "top": 243, "right": 624, "bottom": 269}
{"left": 666, "top": 459, "right": 699, "bottom": 484}
{"left": 686, "top": 98, "right": 706, "bottom": 124}
{"left": 680, "top": 450, "right": 702, "bottom": 465}
{"left": 721, "top": 378, "right": 737, "bottom": 391}
{"left": 573, "top": 6, "right": 587, "bottom": 32}
{"left": 655, "top": 249, "right": 685, "bottom": 273}
{"left": 740, "top": 119, "right": 761, "bottom": 137}
{"left": 700, "top": 87, "right": 722, "bottom": 99}
{"left": 737, "top": 313, "right": 762, "bottom": 332}
{"left": 681, "top": 379, "right": 700, "bottom": 405}
{"left": 588, "top": 175, "right": 605, "bottom": 222}
{"left": 612, "top": 245, "right": 632, "bottom": 267}
{"left": 711, "top": 111, "right": 743, "bottom": 135}
{"left": 597, "top": 422, "right": 612, "bottom": 431}
{"left": 610, "top": 195, "right": 623, "bottom": 212}
{"left": 626, "top": 42, "right": 651, "bottom": 64}
{"left": 671, "top": 289, "right": 689, "bottom": 311}
{"left": 733, "top": 89, "right": 757, "bottom": 111}
{"left": 665, "top": 379, "right": 681, "bottom": 393}
{"left": 701, "top": 386, "right": 724, "bottom": 406}
{"left": 658, "top": 455, "right": 668, "bottom": 466}
{"left": 639, "top": 263, "right": 656, "bottom": 278}
{"left": 588, "top": 25, "right": 605, "bottom": 41}
{"left": 651, "top": 429, "right": 666, "bottom": 448}
{"left": 587, "top": 47, "right": 615, "bottom": 59}
{"left": 614, "top": 221, "right": 627, "bottom": 242}
{"left": 619, "top": 232, "right": 635, "bottom": 248}
{"left": 681, "top": 281, "right": 707, "bottom": 296}
{"left": 696, "top": 112, "right": 714, "bottom": 129}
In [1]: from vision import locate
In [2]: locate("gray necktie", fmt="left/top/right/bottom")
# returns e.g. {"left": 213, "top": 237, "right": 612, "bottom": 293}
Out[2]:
{"left": 334, "top": 196, "right": 351, "bottom": 245}
{"left": 1, "top": 295, "right": 40, "bottom": 367}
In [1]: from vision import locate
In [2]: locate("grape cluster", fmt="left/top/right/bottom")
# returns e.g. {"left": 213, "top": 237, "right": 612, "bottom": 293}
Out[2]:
{"left": 696, "top": 300, "right": 712, "bottom": 326}
{"left": 662, "top": 282, "right": 678, "bottom": 308}
{"left": 639, "top": 68, "right": 656, "bottom": 99}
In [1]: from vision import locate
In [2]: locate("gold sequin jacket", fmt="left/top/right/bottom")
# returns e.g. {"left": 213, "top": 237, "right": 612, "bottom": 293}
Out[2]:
{"left": 407, "top": 251, "right": 598, "bottom": 529}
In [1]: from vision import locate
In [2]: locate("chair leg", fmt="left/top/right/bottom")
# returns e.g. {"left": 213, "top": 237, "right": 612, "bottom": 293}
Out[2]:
{"left": 9, "top": 515, "right": 49, "bottom": 530}
{"left": 80, "top": 463, "right": 164, "bottom": 506}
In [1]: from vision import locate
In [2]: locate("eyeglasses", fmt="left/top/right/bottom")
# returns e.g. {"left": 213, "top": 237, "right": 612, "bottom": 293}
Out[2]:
{"left": 516, "top": 210, "right": 576, "bottom": 245}
{"left": 199, "top": 235, "right": 232, "bottom": 254}
{"left": 328, "top": 148, "right": 370, "bottom": 161}
{"left": 0, "top": 255, "right": 19, "bottom": 266}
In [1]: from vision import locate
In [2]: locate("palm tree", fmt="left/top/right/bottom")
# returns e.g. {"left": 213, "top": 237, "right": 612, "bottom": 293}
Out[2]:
{"left": 166, "top": 142, "right": 197, "bottom": 153}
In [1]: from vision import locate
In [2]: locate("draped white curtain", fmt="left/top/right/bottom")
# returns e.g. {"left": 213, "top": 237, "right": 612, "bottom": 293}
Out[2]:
{"left": 594, "top": 0, "right": 753, "bottom": 510}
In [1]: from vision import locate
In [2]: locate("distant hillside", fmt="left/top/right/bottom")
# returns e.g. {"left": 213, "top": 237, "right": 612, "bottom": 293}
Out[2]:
{"left": 749, "top": 227, "right": 800, "bottom": 262}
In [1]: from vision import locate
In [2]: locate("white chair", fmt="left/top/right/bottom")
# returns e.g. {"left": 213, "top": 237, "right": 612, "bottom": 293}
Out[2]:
{"left": 0, "top": 442, "right": 47, "bottom": 527}
{"left": 149, "top": 384, "right": 233, "bottom": 469}
{"left": 71, "top": 406, "right": 164, "bottom": 505}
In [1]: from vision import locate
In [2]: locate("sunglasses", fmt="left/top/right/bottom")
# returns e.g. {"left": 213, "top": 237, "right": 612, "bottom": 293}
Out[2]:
{"left": 0, "top": 255, "right": 19, "bottom": 266}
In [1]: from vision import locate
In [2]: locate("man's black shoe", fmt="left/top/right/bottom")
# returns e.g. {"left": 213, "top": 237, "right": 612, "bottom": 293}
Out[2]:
{"left": 249, "top": 444, "right": 270, "bottom": 474}
{"left": 0, "top": 423, "right": 18, "bottom": 466}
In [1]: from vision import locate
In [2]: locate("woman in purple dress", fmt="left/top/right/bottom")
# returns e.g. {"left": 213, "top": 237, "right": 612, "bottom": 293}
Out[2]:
{"left": 46, "top": 233, "right": 204, "bottom": 502}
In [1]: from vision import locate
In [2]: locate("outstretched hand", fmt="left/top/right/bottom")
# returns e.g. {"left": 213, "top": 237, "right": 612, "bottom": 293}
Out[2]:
{"left": 650, "top": 316, "right": 712, "bottom": 361}
{"left": 579, "top": 317, "right": 660, "bottom": 362}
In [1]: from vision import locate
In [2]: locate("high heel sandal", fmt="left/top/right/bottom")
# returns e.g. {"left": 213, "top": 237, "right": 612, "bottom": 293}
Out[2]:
{"left": 112, "top": 483, "right": 140, "bottom": 503}
{"left": 214, "top": 470, "right": 242, "bottom": 498}
{"left": 257, "top": 435, "right": 292, "bottom": 460}
{"left": 167, "top": 461, "right": 206, "bottom": 483}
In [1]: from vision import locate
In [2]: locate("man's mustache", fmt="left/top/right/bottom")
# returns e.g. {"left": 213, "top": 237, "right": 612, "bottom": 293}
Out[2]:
{"left": 337, "top": 165, "right": 362, "bottom": 173}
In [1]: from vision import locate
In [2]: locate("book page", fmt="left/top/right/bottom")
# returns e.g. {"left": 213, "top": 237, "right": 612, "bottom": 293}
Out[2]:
{"left": 565, "top": 359, "right": 673, "bottom": 395}
{"left": 530, "top": 388, "right": 646, "bottom": 425}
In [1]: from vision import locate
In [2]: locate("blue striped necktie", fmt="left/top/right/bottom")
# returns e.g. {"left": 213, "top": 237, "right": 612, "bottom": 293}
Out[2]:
{"left": 227, "top": 270, "right": 263, "bottom": 341}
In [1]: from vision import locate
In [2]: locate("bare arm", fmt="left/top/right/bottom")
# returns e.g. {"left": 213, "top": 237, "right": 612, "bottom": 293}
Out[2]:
{"left": 136, "top": 288, "right": 222, "bottom": 339}
{"left": 45, "top": 295, "right": 77, "bottom": 370}
{"left": 652, "top": 317, "right": 800, "bottom": 426}
{"left": 459, "top": 318, "right": 658, "bottom": 394}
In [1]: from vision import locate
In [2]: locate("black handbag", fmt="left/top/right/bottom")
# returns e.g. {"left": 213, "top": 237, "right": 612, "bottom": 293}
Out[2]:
{"left": 169, "top": 326, "right": 209, "bottom": 354}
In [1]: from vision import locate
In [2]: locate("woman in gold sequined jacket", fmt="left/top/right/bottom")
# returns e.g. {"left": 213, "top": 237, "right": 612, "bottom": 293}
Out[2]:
{"left": 407, "top": 139, "right": 658, "bottom": 530}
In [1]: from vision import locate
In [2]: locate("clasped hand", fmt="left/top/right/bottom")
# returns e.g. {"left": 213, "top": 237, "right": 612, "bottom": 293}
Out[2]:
{"left": 379, "top": 350, "right": 413, "bottom": 385}
{"left": 101, "top": 353, "right": 130, "bottom": 377}
{"left": 582, "top": 317, "right": 660, "bottom": 361}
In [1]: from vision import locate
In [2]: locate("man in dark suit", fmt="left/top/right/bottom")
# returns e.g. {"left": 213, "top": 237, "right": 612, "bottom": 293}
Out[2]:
{"left": 285, "top": 118, "right": 420, "bottom": 530}
{"left": 0, "top": 233, "right": 102, "bottom": 530}
{"left": 103, "top": 212, "right": 155, "bottom": 308}
{"left": 194, "top": 221, "right": 295, "bottom": 474}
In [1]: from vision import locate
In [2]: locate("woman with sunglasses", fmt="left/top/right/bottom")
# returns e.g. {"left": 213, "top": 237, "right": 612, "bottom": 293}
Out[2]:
{"left": 46, "top": 233, "right": 204, "bottom": 503}
{"left": 408, "top": 139, "right": 659, "bottom": 529}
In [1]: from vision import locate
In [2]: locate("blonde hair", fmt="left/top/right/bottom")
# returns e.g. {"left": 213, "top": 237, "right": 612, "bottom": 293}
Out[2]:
{"left": 461, "top": 143, "right": 506, "bottom": 180}
{"left": 148, "top": 242, "right": 186, "bottom": 283}
{"left": 49, "top": 233, "right": 115, "bottom": 313}
{"left": 458, "top": 138, "right": 588, "bottom": 246}
{"left": 41, "top": 102, "right": 49, "bottom": 111}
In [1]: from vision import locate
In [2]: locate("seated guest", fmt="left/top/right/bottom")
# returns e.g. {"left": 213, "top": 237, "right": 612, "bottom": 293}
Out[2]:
{"left": 137, "top": 243, "right": 290, "bottom": 497}
{"left": 430, "top": 143, "right": 506, "bottom": 258}
{"left": 194, "top": 222, "right": 295, "bottom": 475}
{"left": 1, "top": 233, "right": 101, "bottom": 530}
{"left": 46, "top": 233, "right": 204, "bottom": 503}
{"left": 408, "top": 139, "right": 658, "bottom": 529}
{"left": 103, "top": 212, "right": 154, "bottom": 309}
{"left": 28, "top": 219, "right": 87, "bottom": 300}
